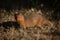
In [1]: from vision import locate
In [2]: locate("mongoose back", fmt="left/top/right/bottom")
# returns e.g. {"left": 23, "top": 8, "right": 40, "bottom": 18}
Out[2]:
{"left": 16, "top": 11, "right": 54, "bottom": 29}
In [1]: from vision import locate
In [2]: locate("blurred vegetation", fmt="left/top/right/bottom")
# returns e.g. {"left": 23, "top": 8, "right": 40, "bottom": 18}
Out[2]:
{"left": 0, "top": 0, "right": 60, "bottom": 21}
{"left": 0, "top": 8, "right": 60, "bottom": 40}
{"left": 0, "top": 0, "right": 60, "bottom": 40}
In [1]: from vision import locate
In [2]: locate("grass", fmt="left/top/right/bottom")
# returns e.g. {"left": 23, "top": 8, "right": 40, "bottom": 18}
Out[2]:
{"left": 0, "top": 8, "right": 60, "bottom": 40}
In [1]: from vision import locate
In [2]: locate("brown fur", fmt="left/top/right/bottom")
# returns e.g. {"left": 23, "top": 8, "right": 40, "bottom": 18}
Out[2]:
{"left": 16, "top": 12, "right": 54, "bottom": 29}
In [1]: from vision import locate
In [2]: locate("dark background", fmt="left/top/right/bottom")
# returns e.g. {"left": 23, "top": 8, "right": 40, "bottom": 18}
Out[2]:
{"left": 0, "top": 0, "right": 60, "bottom": 21}
{"left": 0, "top": 0, "right": 60, "bottom": 10}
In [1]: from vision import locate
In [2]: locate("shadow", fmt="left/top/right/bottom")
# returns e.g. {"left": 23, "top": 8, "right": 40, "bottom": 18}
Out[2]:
{"left": 0, "top": 23, "right": 2, "bottom": 26}
{"left": 51, "top": 31, "right": 60, "bottom": 36}
{"left": 0, "top": 21, "right": 20, "bottom": 29}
